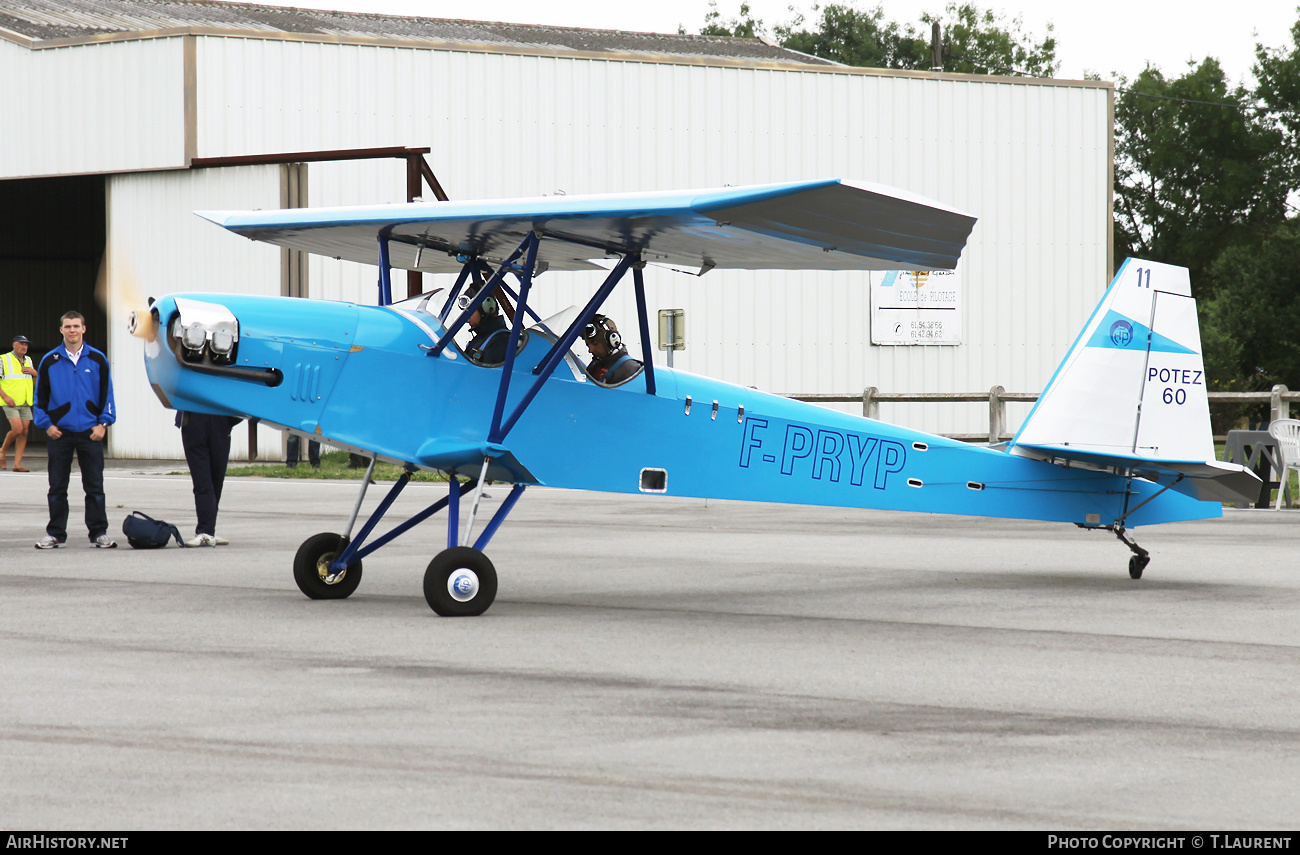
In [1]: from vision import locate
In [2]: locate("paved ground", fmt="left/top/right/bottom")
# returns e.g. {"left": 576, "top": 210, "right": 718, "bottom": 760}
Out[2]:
{"left": 2, "top": 464, "right": 1299, "bottom": 829}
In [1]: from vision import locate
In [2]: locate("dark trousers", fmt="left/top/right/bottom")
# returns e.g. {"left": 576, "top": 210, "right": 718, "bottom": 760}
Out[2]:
{"left": 46, "top": 430, "right": 107, "bottom": 542}
{"left": 286, "top": 435, "right": 319, "bottom": 467}
{"left": 181, "top": 414, "right": 233, "bottom": 536}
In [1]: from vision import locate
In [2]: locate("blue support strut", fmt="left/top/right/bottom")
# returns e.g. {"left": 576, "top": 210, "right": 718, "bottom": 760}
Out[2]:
{"left": 473, "top": 484, "right": 527, "bottom": 551}
{"left": 497, "top": 278, "right": 547, "bottom": 328}
{"left": 446, "top": 475, "right": 461, "bottom": 549}
{"left": 632, "top": 263, "right": 656, "bottom": 396}
{"left": 495, "top": 254, "right": 635, "bottom": 442}
{"left": 438, "top": 261, "right": 477, "bottom": 323}
{"left": 487, "top": 232, "right": 540, "bottom": 445}
{"left": 331, "top": 474, "right": 479, "bottom": 570}
{"left": 377, "top": 232, "right": 394, "bottom": 306}
{"left": 429, "top": 235, "right": 533, "bottom": 356}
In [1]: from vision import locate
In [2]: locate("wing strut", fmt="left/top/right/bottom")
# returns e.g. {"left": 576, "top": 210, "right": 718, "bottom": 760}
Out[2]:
{"left": 487, "top": 232, "right": 541, "bottom": 445}
{"left": 632, "top": 262, "right": 657, "bottom": 396}
{"left": 429, "top": 235, "right": 533, "bottom": 357}
{"left": 437, "top": 261, "right": 476, "bottom": 323}
{"left": 492, "top": 252, "right": 638, "bottom": 444}
{"left": 396, "top": 227, "right": 657, "bottom": 447}
{"left": 496, "top": 276, "right": 548, "bottom": 328}
{"left": 377, "top": 230, "right": 394, "bottom": 306}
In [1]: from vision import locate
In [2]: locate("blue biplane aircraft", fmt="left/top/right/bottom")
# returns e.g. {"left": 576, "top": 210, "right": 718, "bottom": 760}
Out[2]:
{"left": 133, "top": 179, "right": 1258, "bottom": 615}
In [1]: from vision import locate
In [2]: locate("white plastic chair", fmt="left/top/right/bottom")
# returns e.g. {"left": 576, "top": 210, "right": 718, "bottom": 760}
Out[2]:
{"left": 1268, "top": 419, "right": 1300, "bottom": 510}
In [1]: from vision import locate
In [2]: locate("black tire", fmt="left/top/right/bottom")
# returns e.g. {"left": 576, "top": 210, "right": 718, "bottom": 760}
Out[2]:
{"left": 424, "top": 546, "right": 497, "bottom": 616}
{"left": 293, "top": 532, "right": 363, "bottom": 600}
{"left": 1128, "top": 554, "right": 1149, "bottom": 580}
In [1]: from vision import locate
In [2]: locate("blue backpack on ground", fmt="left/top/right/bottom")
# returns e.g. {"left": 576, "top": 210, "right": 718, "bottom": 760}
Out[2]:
{"left": 122, "top": 512, "right": 184, "bottom": 549}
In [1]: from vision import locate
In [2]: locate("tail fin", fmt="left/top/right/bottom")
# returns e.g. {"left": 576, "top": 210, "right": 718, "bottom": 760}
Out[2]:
{"left": 1011, "top": 259, "right": 1258, "bottom": 503}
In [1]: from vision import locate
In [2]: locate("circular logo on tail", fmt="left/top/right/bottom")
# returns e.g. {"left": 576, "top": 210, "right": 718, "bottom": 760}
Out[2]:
{"left": 1109, "top": 320, "right": 1134, "bottom": 347}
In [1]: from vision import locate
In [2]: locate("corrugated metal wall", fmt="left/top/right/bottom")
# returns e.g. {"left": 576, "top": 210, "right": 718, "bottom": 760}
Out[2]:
{"left": 194, "top": 38, "right": 1110, "bottom": 435}
{"left": 105, "top": 166, "right": 283, "bottom": 459}
{"left": 7, "top": 32, "right": 1112, "bottom": 454}
{"left": 0, "top": 36, "right": 187, "bottom": 178}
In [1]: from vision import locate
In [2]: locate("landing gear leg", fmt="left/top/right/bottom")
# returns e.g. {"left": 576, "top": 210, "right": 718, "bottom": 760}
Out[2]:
{"left": 423, "top": 474, "right": 527, "bottom": 616}
{"left": 1114, "top": 526, "right": 1150, "bottom": 579}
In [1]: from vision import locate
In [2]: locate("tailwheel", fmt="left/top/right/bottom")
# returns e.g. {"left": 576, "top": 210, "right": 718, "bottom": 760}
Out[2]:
{"left": 424, "top": 546, "right": 498, "bottom": 616}
{"left": 293, "top": 532, "right": 363, "bottom": 600}
{"left": 1112, "top": 525, "right": 1150, "bottom": 581}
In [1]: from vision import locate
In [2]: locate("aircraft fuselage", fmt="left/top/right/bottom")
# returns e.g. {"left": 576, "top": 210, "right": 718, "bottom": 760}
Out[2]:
{"left": 144, "top": 293, "right": 1218, "bottom": 529}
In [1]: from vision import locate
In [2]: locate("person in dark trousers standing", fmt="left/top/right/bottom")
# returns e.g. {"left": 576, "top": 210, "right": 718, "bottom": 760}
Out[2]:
{"left": 286, "top": 434, "right": 320, "bottom": 468}
{"left": 33, "top": 311, "right": 117, "bottom": 549}
{"left": 177, "top": 411, "right": 242, "bottom": 547}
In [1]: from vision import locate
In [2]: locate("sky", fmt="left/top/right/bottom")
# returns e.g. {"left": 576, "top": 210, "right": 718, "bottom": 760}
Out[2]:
{"left": 274, "top": 0, "right": 1299, "bottom": 85}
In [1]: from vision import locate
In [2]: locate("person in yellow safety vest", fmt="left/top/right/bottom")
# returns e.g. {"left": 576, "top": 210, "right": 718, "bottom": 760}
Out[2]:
{"left": 1, "top": 334, "right": 37, "bottom": 472}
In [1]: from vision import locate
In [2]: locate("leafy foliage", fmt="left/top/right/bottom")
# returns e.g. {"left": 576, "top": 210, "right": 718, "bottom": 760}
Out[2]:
{"left": 1113, "top": 60, "right": 1290, "bottom": 290}
{"left": 689, "top": 2, "right": 1057, "bottom": 76}
{"left": 919, "top": 4, "right": 1057, "bottom": 76}
{"left": 695, "top": 0, "right": 764, "bottom": 38}
{"left": 1201, "top": 219, "right": 1300, "bottom": 397}
{"left": 1114, "top": 18, "right": 1300, "bottom": 391}
{"left": 1254, "top": 17, "right": 1300, "bottom": 156}
{"left": 775, "top": 4, "right": 920, "bottom": 69}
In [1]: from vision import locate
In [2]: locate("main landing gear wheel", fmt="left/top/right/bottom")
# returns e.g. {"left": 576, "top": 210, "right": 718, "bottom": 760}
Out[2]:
{"left": 424, "top": 546, "right": 497, "bottom": 616}
{"left": 1128, "top": 554, "right": 1150, "bottom": 580}
{"left": 293, "top": 532, "right": 363, "bottom": 600}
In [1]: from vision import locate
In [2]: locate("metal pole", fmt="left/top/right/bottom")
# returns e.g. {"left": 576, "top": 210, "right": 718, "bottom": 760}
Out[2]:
{"left": 462, "top": 456, "right": 492, "bottom": 547}
{"left": 342, "top": 456, "right": 379, "bottom": 539}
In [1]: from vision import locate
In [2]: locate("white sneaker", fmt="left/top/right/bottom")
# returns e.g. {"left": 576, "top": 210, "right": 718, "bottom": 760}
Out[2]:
{"left": 35, "top": 535, "right": 64, "bottom": 549}
{"left": 212, "top": 534, "right": 229, "bottom": 546}
{"left": 185, "top": 533, "right": 217, "bottom": 547}
{"left": 92, "top": 534, "right": 118, "bottom": 548}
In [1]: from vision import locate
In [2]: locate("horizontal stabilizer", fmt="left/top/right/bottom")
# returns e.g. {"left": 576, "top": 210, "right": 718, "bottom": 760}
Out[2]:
{"left": 198, "top": 179, "right": 976, "bottom": 275}
{"left": 1014, "top": 443, "right": 1261, "bottom": 504}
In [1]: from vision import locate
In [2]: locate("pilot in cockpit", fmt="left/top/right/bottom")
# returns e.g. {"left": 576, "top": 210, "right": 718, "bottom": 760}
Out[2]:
{"left": 581, "top": 314, "right": 642, "bottom": 385}
{"left": 461, "top": 282, "right": 510, "bottom": 365}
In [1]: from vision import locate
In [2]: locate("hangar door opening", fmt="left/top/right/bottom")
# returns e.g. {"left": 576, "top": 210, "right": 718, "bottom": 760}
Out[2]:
{"left": 0, "top": 175, "right": 107, "bottom": 450}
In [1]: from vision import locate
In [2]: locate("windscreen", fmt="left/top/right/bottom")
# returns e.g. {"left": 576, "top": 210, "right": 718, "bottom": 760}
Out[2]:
{"left": 528, "top": 306, "right": 590, "bottom": 381}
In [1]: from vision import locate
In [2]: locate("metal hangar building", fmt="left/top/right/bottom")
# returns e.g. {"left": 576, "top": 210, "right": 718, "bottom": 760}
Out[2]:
{"left": 0, "top": 0, "right": 1114, "bottom": 458}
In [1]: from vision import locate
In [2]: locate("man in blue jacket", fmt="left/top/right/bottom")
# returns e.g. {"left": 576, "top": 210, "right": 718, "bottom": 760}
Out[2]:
{"left": 33, "top": 311, "right": 117, "bottom": 549}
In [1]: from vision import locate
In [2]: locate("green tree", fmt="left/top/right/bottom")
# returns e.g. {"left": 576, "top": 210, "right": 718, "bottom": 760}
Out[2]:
{"left": 690, "top": 2, "right": 1057, "bottom": 77}
{"left": 1197, "top": 16, "right": 1300, "bottom": 392}
{"left": 919, "top": 3, "right": 1057, "bottom": 76}
{"left": 692, "top": 0, "right": 765, "bottom": 38}
{"left": 774, "top": 4, "right": 918, "bottom": 69}
{"left": 1202, "top": 218, "right": 1300, "bottom": 391}
{"left": 1253, "top": 14, "right": 1300, "bottom": 197}
{"left": 1113, "top": 59, "right": 1290, "bottom": 292}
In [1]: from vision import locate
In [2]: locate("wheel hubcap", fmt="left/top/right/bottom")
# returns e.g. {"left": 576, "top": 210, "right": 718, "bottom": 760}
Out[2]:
{"left": 447, "top": 569, "right": 479, "bottom": 602}
{"left": 317, "top": 553, "right": 346, "bottom": 585}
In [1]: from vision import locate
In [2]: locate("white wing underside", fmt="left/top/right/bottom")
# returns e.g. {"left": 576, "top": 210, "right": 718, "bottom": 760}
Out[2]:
{"left": 197, "top": 179, "right": 977, "bottom": 275}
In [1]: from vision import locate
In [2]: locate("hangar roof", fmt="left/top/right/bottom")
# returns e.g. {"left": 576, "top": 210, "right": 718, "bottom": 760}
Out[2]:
{"left": 0, "top": 0, "right": 836, "bottom": 67}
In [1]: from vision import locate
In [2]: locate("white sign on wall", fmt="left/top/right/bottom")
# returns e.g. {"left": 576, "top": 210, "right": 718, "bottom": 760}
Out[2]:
{"left": 870, "top": 267, "right": 963, "bottom": 345}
